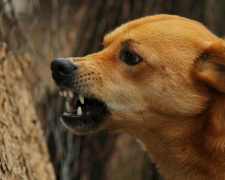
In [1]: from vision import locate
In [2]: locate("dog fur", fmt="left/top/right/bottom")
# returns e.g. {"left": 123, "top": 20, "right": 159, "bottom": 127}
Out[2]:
{"left": 60, "top": 15, "right": 225, "bottom": 179}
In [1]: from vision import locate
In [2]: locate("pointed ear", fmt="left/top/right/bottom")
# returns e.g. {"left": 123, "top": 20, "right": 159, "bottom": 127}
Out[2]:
{"left": 195, "top": 39, "right": 225, "bottom": 93}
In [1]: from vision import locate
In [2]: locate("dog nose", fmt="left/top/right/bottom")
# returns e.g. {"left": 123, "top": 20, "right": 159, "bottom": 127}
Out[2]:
{"left": 51, "top": 58, "right": 77, "bottom": 84}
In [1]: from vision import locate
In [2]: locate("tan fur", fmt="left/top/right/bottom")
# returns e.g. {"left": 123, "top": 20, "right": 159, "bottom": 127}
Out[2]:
{"left": 64, "top": 15, "right": 225, "bottom": 179}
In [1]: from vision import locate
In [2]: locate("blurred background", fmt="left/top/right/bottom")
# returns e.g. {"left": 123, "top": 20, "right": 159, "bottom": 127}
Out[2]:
{"left": 0, "top": 0, "right": 224, "bottom": 180}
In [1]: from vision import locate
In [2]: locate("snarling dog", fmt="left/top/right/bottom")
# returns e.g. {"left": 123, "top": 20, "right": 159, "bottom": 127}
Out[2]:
{"left": 51, "top": 14, "right": 225, "bottom": 179}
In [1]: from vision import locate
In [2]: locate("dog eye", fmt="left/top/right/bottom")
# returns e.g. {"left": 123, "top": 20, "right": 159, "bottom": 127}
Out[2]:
{"left": 121, "top": 51, "right": 141, "bottom": 65}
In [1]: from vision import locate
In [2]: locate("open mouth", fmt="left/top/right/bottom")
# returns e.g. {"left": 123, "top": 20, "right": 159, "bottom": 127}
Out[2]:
{"left": 58, "top": 87, "right": 109, "bottom": 133}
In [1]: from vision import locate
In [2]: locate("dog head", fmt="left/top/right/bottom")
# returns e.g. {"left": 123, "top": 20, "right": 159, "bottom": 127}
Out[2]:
{"left": 51, "top": 15, "right": 225, "bottom": 136}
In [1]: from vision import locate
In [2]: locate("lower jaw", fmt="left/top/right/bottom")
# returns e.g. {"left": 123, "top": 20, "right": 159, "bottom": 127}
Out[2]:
{"left": 61, "top": 112, "right": 106, "bottom": 135}
{"left": 60, "top": 113, "right": 107, "bottom": 134}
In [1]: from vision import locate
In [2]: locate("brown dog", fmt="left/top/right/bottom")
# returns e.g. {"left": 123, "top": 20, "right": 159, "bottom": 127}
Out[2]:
{"left": 51, "top": 14, "right": 225, "bottom": 179}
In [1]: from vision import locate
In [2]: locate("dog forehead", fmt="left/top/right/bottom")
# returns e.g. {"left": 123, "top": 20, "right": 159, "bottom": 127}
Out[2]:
{"left": 103, "top": 15, "right": 217, "bottom": 48}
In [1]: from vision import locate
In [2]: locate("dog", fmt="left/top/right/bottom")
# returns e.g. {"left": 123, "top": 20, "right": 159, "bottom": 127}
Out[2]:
{"left": 51, "top": 14, "right": 225, "bottom": 179}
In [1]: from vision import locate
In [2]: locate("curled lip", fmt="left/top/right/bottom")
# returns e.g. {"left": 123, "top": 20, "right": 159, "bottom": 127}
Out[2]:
{"left": 58, "top": 87, "right": 109, "bottom": 132}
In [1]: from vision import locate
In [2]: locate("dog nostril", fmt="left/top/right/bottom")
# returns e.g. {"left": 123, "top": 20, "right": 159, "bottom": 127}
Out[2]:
{"left": 51, "top": 58, "right": 78, "bottom": 85}
{"left": 51, "top": 58, "right": 77, "bottom": 74}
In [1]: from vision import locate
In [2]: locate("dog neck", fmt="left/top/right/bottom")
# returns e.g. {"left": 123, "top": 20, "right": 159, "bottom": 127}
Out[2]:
{"left": 122, "top": 95, "right": 225, "bottom": 179}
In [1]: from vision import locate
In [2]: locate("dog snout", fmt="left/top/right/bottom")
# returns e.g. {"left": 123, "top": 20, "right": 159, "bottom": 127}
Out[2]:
{"left": 51, "top": 58, "right": 77, "bottom": 84}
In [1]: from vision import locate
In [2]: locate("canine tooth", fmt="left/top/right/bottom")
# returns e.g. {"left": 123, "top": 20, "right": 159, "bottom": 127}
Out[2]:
{"left": 64, "top": 90, "right": 67, "bottom": 97}
{"left": 66, "top": 102, "right": 73, "bottom": 112}
{"left": 79, "top": 94, "right": 84, "bottom": 104}
{"left": 69, "top": 90, "right": 73, "bottom": 98}
{"left": 77, "top": 107, "right": 82, "bottom": 116}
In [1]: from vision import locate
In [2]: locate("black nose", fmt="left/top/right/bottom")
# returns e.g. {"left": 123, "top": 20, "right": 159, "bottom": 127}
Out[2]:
{"left": 51, "top": 58, "right": 77, "bottom": 84}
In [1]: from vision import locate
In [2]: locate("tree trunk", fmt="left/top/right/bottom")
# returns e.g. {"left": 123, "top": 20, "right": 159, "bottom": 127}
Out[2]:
{"left": 0, "top": 43, "right": 55, "bottom": 179}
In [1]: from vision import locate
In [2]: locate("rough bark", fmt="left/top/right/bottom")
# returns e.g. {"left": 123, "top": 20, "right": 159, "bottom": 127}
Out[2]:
{"left": 0, "top": 43, "right": 55, "bottom": 180}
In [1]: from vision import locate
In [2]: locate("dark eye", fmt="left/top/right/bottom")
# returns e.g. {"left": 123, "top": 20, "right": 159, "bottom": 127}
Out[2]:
{"left": 121, "top": 51, "right": 142, "bottom": 65}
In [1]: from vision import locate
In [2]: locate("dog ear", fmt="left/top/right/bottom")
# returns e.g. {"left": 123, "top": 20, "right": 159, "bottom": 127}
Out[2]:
{"left": 195, "top": 39, "right": 225, "bottom": 93}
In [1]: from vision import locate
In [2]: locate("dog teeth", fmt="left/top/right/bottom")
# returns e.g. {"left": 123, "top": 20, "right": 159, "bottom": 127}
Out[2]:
{"left": 79, "top": 94, "right": 84, "bottom": 104}
{"left": 69, "top": 90, "right": 73, "bottom": 98}
{"left": 59, "top": 88, "right": 74, "bottom": 98}
{"left": 58, "top": 89, "right": 85, "bottom": 105}
{"left": 66, "top": 102, "right": 73, "bottom": 113}
{"left": 64, "top": 90, "right": 68, "bottom": 97}
{"left": 77, "top": 107, "right": 82, "bottom": 116}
